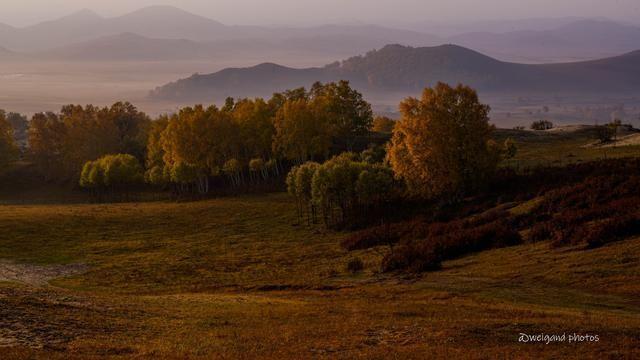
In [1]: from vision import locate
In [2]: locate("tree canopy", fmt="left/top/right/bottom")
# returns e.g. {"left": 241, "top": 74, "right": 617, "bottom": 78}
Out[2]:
{"left": 387, "top": 83, "right": 500, "bottom": 199}
{"left": 0, "top": 110, "right": 18, "bottom": 168}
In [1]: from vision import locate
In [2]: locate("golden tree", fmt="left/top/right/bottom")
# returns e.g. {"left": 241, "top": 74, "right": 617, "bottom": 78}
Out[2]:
{"left": 372, "top": 116, "right": 396, "bottom": 133}
{"left": 387, "top": 83, "right": 500, "bottom": 200}
{"left": 0, "top": 110, "right": 18, "bottom": 168}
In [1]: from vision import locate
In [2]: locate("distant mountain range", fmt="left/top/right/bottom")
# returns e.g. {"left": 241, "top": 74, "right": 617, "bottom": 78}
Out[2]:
{"left": 0, "top": 6, "right": 639, "bottom": 63}
{"left": 451, "top": 19, "right": 640, "bottom": 62}
{"left": 149, "top": 44, "right": 640, "bottom": 102}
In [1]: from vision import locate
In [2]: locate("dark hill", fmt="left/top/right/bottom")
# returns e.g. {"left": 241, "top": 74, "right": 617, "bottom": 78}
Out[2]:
{"left": 150, "top": 44, "right": 640, "bottom": 101}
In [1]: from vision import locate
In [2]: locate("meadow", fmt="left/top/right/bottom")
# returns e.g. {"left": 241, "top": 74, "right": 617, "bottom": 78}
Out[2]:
{"left": 2, "top": 108, "right": 640, "bottom": 358}
{"left": 1, "top": 195, "right": 640, "bottom": 359}
{"left": 2, "top": 142, "right": 640, "bottom": 358}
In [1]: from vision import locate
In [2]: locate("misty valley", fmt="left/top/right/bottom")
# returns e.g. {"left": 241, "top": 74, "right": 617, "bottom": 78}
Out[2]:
{"left": 1, "top": 4, "right": 640, "bottom": 360}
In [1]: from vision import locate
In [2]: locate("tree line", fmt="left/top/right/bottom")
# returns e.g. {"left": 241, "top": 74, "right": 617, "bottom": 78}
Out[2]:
{"left": 4, "top": 81, "right": 377, "bottom": 197}
{"left": 286, "top": 83, "right": 517, "bottom": 228}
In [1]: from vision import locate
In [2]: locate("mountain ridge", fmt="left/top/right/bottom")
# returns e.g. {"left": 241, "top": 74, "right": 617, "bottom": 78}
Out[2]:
{"left": 150, "top": 44, "right": 640, "bottom": 101}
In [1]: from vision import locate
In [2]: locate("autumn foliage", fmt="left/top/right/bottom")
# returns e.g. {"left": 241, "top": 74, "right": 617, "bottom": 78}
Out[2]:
{"left": 387, "top": 83, "right": 502, "bottom": 200}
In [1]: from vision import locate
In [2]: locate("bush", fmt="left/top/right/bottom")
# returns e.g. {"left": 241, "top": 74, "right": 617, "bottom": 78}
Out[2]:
{"left": 381, "top": 243, "right": 442, "bottom": 273}
{"left": 346, "top": 258, "right": 364, "bottom": 274}
{"left": 341, "top": 222, "right": 408, "bottom": 251}
{"left": 377, "top": 218, "right": 521, "bottom": 273}
{"left": 586, "top": 214, "right": 640, "bottom": 248}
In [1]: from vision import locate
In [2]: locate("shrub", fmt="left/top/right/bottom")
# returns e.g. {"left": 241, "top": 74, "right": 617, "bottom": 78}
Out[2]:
{"left": 341, "top": 222, "right": 408, "bottom": 251}
{"left": 381, "top": 243, "right": 442, "bottom": 273}
{"left": 378, "top": 219, "right": 521, "bottom": 273}
{"left": 586, "top": 214, "right": 640, "bottom": 248}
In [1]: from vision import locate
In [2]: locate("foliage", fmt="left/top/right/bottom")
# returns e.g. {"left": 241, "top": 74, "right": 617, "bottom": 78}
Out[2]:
{"left": 273, "top": 99, "right": 331, "bottom": 163}
{"left": 530, "top": 120, "right": 554, "bottom": 130}
{"left": 273, "top": 81, "right": 373, "bottom": 162}
{"left": 0, "top": 110, "right": 18, "bottom": 167}
{"left": 80, "top": 154, "right": 144, "bottom": 193}
{"left": 28, "top": 102, "right": 150, "bottom": 181}
{"left": 287, "top": 153, "right": 398, "bottom": 228}
{"left": 360, "top": 145, "right": 386, "bottom": 164}
{"left": 371, "top": 116, "right": 395, "bottom": 133}
{"left": 387, "top": 83, "right": 500, "bottom": 200}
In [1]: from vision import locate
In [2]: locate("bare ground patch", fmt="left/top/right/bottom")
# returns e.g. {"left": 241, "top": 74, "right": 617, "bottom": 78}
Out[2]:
{"left": 0, "top": 260, "right": 88, "bottom": 286}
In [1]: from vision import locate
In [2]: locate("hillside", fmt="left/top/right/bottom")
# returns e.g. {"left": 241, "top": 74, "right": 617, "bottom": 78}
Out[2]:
{"left": 451, "top": 19, "right": 640, "bottom": 62}
{"left": 1, "top": 7, "right": 638, "bottom": 63}
{"left": 40, "top": 33, "right": 215, "bottom": 61}
{"left": 0, "top": 6, "right": 439, "bottom": 53}
{"left": 150, "top": 44, "right": 640, "bottom": 101}
{"left": 1, "top": 193, "right": 640, "bottom": 357}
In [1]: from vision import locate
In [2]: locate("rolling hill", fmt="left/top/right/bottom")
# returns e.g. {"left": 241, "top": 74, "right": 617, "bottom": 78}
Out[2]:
{"left": 149, "top": 44, "right": 640, "bottom": 101}
{"left": 1, "top": 6, "right": 638, "bottom": 64}
{"left": 0, "top": 6, "right": 439, "bottom": 54}
{"left": 39, "top": 33, "right": 216, "bottom": 61}
{"left": 450, "top": 19, "right": 640, "bottom": 62}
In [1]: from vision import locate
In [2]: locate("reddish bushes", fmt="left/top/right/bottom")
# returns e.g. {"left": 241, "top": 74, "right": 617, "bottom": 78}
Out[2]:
{"left": 378, "top": 219, "right": 521, "bottom": 273}
{"left": 345, "top": 158, "right": 640, "bottom": 274}
{"left": 381, "top": 243, "right": 443, "bottom": 273}
{"left": 586, "top": 214, "right": 640, "bottom": 248}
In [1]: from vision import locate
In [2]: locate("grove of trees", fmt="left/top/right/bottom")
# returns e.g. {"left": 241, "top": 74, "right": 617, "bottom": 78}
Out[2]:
{"left": 80, "top": 154, "right": 144, "bottom": 198}
{"left": 28, "top": 102, "right": 150, "bottom": 181}
{"left": 20, "top": 81, "right": 374, "bottom": 197}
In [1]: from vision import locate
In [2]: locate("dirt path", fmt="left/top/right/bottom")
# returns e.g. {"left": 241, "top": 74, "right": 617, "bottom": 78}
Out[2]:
{"left": 0, "top": 260, "right": 87, "bottom": 286}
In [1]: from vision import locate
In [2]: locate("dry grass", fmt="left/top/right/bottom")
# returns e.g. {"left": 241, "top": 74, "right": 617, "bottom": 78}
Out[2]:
{"left": 1, "top": 194, "right": 640, "bottom": 358}
{"left": 496, "top": 126, "right": 640, "bottom": 169}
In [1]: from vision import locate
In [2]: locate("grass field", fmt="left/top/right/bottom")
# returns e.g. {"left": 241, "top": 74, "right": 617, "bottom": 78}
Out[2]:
{"left": 1, "top": 193, "right": 640, "bottom": 359}
{"left": 496, "top": 126, "right": 640, "bottom": 169}
{"left": 2, "top": 126, "right": 640, "bottom": 358}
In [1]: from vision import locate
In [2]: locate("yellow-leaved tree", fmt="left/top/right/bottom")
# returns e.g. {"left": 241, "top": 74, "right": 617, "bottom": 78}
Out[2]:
{"left": 0, "top": 110, "right": 18, "bottom": 168}
{"left": 387, "top": 83, "right": 501, "bottom": 200}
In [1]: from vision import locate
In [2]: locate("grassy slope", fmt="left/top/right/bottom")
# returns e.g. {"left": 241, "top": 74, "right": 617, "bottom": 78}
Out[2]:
{"left": 496, "top": 126, "right": 640, "bottom": 168}
{"left": 1, "top": 194, "right": 640, "bottom": 359}
{"left": 2, "top": 127, "right": 640, "bottom": 358}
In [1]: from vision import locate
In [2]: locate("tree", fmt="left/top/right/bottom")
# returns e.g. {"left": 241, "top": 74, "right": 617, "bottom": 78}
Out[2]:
{"left": 360, "top": 145, "right": 386, "bottom": 164}
{"left": 372, "top": 116, "right": 395, "bottom": 133}
{"left": 79, "top": 154, "right": 143, "bottom": 198}
{"left": 249, "top": 158, "right": 266, "bottom": 182}
{"left": 0, "top": 110, "right": 18, "bottom": 168}
{"left": 145, "top": 116, "right": 170, "bottom": 186}
{"left": 223, "top": 158, "right": 243, "bottom": 187}
{"left": 29, "top": 103, "right": 150, "bottom": 182}
{"left": 232, "top": 98, "right": 275, "bottom": 160}
{"left": 310, "top": 81, "right": 373, "bottom": 149}
{"left": 387, "top": 83, "right": 500, "bottom": 200}
{"left": 530, "top": 120, "right": 554, "bottom": 130}
{"left": 273, "top": 99, "right": 331, "bottom": 163}
{"left": 160, "top": 105, "right": 240, "bottom": 193}
{"left": 5, "top": 112, "right": 28, "bottom": 147}
{"left": 28, "top": 112, "right": 66, "bottom": 180}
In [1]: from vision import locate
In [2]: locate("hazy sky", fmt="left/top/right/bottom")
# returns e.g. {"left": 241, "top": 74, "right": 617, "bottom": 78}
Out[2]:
{"left": 2, "top": 0, "right": 640, "bottom": 26}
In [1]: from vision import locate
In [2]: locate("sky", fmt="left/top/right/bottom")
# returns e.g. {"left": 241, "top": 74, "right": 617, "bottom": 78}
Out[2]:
{"left": 1, "top": 0, "right": 640, "bottom": 27}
